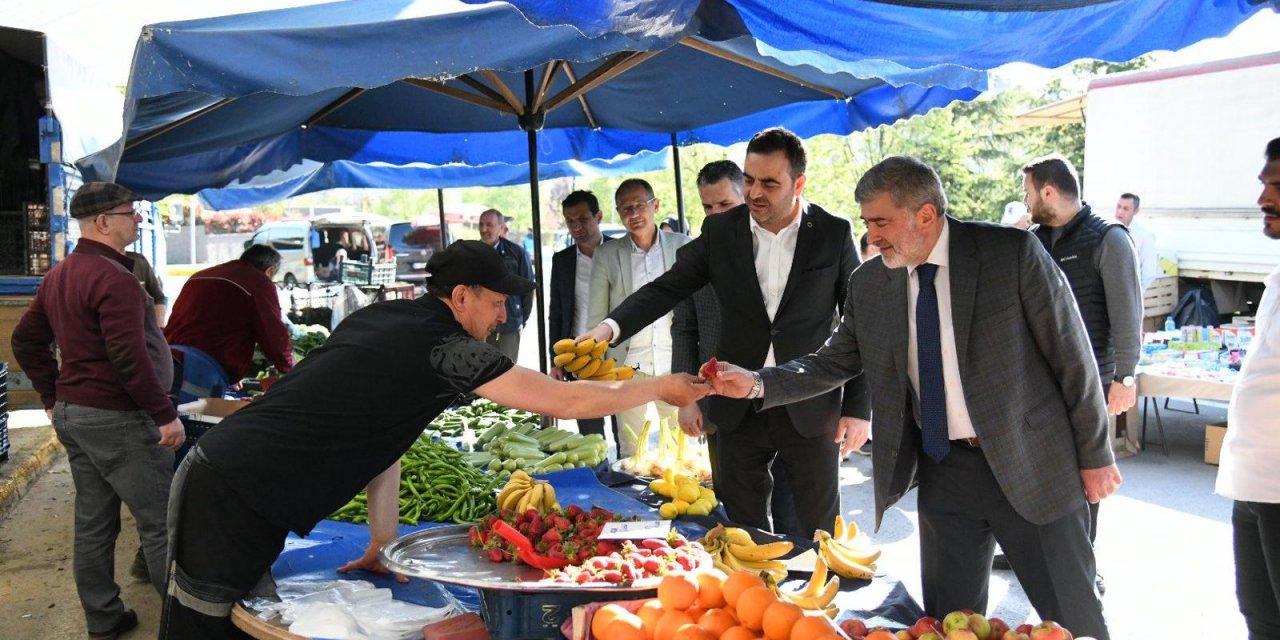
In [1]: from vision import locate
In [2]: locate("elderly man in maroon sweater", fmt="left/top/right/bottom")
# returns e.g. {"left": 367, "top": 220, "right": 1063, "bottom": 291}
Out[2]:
{"left": 164, "top": 244, "right": 294, "bottom": 384}
{"left": 11, "top": 182, "right": 184, "bottom": 640}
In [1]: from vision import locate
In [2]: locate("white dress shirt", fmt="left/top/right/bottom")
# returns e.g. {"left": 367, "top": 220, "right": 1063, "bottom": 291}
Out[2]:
{"left": 572, "top": 247, "right": 594, "bottom": 336}
{"left": 1127, "top": 220, "right": 1161, "bottom": 291}
{"left": 749, "top": 205, "right": 803, "bottom": 366}
{"left": 906, "top": 218, "right": 978, "bottom": 441}
{"left": 1217, "top": 264, "right": 1280, "bottom": 502}
{"left": 624, "top": 234, "right": 673, "bottom": 374}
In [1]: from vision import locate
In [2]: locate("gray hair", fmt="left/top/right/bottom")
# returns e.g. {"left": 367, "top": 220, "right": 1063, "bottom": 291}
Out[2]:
{"left": 854, "top": 155, "right": 948, "bottom": 217}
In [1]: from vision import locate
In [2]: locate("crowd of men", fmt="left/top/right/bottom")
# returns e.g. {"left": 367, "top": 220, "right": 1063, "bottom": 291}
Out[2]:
{"left": 8, "top": 131, "right": 1280, "bottom": 640}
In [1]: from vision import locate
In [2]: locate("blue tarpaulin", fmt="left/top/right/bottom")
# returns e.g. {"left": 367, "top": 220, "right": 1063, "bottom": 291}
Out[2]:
{"left": 80, "top": 0, "right": 987, "bottom": 199}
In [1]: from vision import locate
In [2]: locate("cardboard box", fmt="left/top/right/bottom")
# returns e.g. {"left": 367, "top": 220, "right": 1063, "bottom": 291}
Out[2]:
{"left": 179, "top": 398, "right": 250, "bottom": 425}
{"left": 1205, "top": 421, "right": 1227, "bottom": 465}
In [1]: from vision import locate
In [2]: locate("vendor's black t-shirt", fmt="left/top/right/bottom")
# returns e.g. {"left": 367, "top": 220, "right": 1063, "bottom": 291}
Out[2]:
{"left": 196, "top": 296, "right": 513, "bottom": 535}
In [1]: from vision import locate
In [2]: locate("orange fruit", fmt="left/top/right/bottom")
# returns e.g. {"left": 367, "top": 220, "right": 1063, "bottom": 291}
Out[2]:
{"left": 593, "top": 603, "right": 629, "bottom": 639}
{"left": 606, "top": 614, "right": 647, "bottom": 640}
{"left": 658, "top": 572, "right": 700, "bottom": 611}
{"left": 720, "top": 626, "right": 759, "bottom": 640}
{"left": 734, "top": 586, "right": 779, "bottom": 631}
{"left": 695, "top": 570, "right": 728, "bottom": 609}
{"left": 637, "top": 598, "right": 666, "bottom": 638}
{"left": 722, "top": 571, "right": 766, "bottom": 609}
{"left": 760, "top": 601, "right": 803, "bottom": 640}
{"left": 698, "top": 608, "right": 738, "bottom": 638}
{"left": 788, "top": 616, "right": 838, "bottom": 640}
{"left": 685, "top": 606, "right": 707, "bottom": 621}
{"left": 673, "top": 624, "right": 715, "bottom": 640}
{"left": 655, "top": 610, "right": 697, "bottom": 640}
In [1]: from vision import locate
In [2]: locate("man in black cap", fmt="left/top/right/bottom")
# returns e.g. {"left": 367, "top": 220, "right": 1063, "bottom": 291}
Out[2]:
{"left": 12, "top": 182, "right": 184, "bottom": 640}
{"left": 159, "top": 240, "right": 710, "bottom": 638}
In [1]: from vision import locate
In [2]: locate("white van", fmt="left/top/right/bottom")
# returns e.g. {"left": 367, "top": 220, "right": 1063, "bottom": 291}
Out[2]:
{"left": 244, "top": 214, "right": 391, "bottom": 287}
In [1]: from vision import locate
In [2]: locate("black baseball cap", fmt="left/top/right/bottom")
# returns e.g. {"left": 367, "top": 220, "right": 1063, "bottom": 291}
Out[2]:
{"left": 426, "top": 240, "right": 535, "bottom": 296}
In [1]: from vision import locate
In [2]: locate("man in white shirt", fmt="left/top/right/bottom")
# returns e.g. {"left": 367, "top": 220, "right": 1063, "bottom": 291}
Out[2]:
{"left": 549, "top": 190, "right": 611, "bottom": 438}
{"left": 580, "top": 128, "right": 869, "bottom": 538}
{"left": 1217, "top": 137, "right": 1280, "bottom": 638}
{"left": 587, "top": 179, "right": 691, "bottom": 457}
{"left": 1115, "top": 193, "right": 1161, "bottom": 291}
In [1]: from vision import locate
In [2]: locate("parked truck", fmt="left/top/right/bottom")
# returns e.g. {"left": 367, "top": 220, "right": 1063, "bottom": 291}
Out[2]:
{"left": 1083, "top": 51, "right": 1280, "bottom": 320}
{"left": 0, "top": 26, "right": 165, "bottom": 409}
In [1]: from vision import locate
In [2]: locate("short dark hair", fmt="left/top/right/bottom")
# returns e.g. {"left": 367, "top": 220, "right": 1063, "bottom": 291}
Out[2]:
{"left": 1022, "top": 154, "right": 1080, "bottom": 200}
{"left": 1119, "top": 192, "right": 1141, "bottom": 210}
{"left": 562, "top": 190, "right": 600, "bottom": 214}
{"left": 240, "top": 243, "right": 282, "bottom": 272}
{"left": 1266, "top": 137, "right": 1280, "bottom": 163}
{"left": 697, "top": 160, "right": 744, "bottom": 192}
{"left": 746, "top": 127, "right": 806, "bottom": 179}
{"left": 854, "top": 155, "right": 949, "bottom": 217}
{"left": 615, "top": 178, "right": 655, "bottom": 203}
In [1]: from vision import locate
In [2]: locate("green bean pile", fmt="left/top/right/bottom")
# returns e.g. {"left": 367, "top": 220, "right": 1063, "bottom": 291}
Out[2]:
{"left": 329, "top": 435, "right": 502, "bottom": 525}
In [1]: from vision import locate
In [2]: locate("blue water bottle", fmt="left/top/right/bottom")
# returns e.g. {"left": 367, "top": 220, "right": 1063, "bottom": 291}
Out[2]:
{"left": 1164, "top": 315, "right": 1176, "bottom": 332}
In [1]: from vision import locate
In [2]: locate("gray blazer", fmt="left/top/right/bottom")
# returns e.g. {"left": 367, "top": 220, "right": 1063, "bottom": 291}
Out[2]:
{"left": 588, "top": 229, "right": 691, "bottom": 365}
{"left": 760, "top": 218, "right": 1114, "bottom": 528}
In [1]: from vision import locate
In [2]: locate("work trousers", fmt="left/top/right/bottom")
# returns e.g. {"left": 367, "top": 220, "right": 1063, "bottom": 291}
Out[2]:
{"left": 1234, "top": 500, "right": 1280, "bottom": 639}
{"left": 917, "top": 442, "right": 1110, "bottom": 639}
{"left": 53, "top": 401, "right": 173, "bottom": 634}
{"left": 160, "top": 448, "right": 287, "bottom": 640}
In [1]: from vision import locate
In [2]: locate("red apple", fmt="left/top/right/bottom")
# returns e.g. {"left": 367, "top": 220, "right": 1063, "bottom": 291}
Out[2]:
{"left": 842, "top": 619, "right": 870, "bottom": 638}
{"left": 1016, "top": 624, "right": 1034, "bottom": 634}
{"left": 909, "top": 617, "right": 943, "bottom": 638}
{"left": 987, "top": 618, "right": 1010, "bottom": 640}
{"left": 945, "top": 631, "right": 979, "bottom": 640}
{"left": 866, "top": 629, "right": 898, "bottom": 640}
{"left": 1029, "top": 621, "right": 1068, "bottom": 640}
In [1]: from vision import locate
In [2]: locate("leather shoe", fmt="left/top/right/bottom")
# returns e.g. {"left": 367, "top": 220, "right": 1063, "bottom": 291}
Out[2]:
{"left": 88, "top": 609, "right": 137, "bottom": 640}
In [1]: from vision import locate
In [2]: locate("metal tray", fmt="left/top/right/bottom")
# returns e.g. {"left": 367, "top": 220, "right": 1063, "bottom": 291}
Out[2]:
{"left": 379, "top": 525, "right": 658, "bottom": 593}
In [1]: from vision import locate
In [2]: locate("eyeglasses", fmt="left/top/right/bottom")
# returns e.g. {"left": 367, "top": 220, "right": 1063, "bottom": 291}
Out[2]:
{"left": 96, "top": 203, "right": 146, "bottom": 219}
{"left": 617, "top": 197, "right": 655, "bottom": 217}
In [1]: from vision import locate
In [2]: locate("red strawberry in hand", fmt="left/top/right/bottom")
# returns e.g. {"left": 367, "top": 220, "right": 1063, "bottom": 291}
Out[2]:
{"left": 699, "top": 357, "right": 719, "bottom": 380}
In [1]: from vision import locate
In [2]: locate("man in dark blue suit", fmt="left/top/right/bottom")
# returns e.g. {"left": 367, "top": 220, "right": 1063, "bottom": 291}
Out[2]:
{"left": 549, "top": 191, "right": 610, "bottom": 437}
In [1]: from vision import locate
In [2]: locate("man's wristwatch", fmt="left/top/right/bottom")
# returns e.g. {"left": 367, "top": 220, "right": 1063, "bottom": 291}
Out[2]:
{"left": 746, "top": 371, "right": 764, "bottom": 400}
{"left": 1117, "top": 375, "right": 1136, "bottom": 388}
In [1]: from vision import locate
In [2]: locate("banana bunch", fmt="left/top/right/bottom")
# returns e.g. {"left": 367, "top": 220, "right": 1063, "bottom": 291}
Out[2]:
{"left": 495, "top": 470, "right": 560, "bottom": 514}
{"left": 774, "top": 556, "right": 840, "bottom": 616}
{"left": 814, "top": 515, "right": 881, "bottom": 580}
{"left": 552, "top": 338, "right": 635, "bottom": 381}
{"left": 699, "top": 524, "right": 791, "bottom": 581}
{"left": 650, "top": 468, "right": 718, "bottom": 518}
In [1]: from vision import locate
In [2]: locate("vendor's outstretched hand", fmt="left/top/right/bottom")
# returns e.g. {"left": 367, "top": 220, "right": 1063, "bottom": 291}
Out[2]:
{"left": 576, "top": 323, "right": 614, "bottom": 345}
{"left": 337, "top": 543, "right": 409, "bottom": 584}
{"left": 704, "top": 360, "right": 754, "bottom": 398}
{"left": 658, "top": 373, "right": 711, "bottom": 408}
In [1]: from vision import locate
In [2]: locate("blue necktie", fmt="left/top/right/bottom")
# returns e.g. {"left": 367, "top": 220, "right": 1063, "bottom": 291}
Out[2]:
{"left": 916, "top": 263, "right": 950, "bottom": 463}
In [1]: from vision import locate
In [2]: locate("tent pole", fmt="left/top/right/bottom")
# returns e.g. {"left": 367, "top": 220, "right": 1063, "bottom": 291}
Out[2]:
{"left": 437, "top": 189, "right": 447, "bottom": 250}
{"left": 524, "top": 69, "right": 549, "bottom": 375}
{"left": 671, "top": 133, "right": 685, "bottom": 233}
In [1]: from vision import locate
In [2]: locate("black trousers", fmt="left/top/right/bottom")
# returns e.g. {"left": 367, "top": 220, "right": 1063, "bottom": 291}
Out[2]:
{"left": 917, "top": 442, "right": 1110, "bottom": 640}
{"left": 1234, "top": 500, "right": 1280, "bottom": 639}
{"left": 715, "top": 406, "right": 837, "bottom": 538}
{"left": 160, "top": 451, "right": 288, "bottom": 640}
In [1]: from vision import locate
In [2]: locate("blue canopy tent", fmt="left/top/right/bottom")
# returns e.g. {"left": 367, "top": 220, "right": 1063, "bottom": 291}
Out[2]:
{"left": 82, "top": 0, "right": 989, "bottom": 370}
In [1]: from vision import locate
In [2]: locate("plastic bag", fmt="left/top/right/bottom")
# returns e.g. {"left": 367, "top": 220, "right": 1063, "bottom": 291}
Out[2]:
{"left": 243, "top": 579, "right": 459, "bottom": 640}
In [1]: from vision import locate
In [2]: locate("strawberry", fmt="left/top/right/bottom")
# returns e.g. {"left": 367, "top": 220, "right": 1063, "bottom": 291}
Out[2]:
{"left": 699, "top": 356, "right": 719, "bottom": 380}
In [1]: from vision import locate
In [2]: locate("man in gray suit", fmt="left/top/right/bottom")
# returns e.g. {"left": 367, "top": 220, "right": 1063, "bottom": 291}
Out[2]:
{"left": 709, "top": 156, "right": 1119, "bottom": 638}
{"left": 588, "top": 178, "right": 692, "bottom": 457}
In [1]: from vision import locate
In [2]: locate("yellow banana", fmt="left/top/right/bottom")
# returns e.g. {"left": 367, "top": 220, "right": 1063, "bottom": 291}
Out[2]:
{"left": 841, "top": 516, "right": 859, "bottom": 542}
{"left": 574, "top": 338, "right": 596, "bottom": 356}
{"left": 576, "top": 358, "right": 603, "bottom": 379}
{"left": 596, "top": 358, "right": 616, "bottom": 372}
{"left": 553, "top": 339, "right": 578, "bottom": 355}
{"left": 564, "top": 354, "right": 592, "bottom": 372}
{"left": 591, "top": 340, "right": 608, "bottom": 359}
{"left": 781, "top": 573, "right": 840, "bottom": 610}
{"left": 820, "top": 541, "right": 875, "bottom": 580}
{"left": 740, "top": 558, "right": 789, "bottom": 581}
{"left": 510, "top": 470, "right": 531, "bottom": 482}
{"left": 722, "top": 527, "right": 754, "bottom": 546}
{"left": 728, "top": 540, "right": 794, "bottom": 562}
{"left": 590, "top": 371, "right": 618, "bottom": 381}
{"left": 833, "top": 515, "right": 845, "bottom": 540}
{"left": 614, "top": 366, "right": 635, "bottom": 380}
{"left": 820, "top": 531, "right": 881, "bottom": 566}
{"left": 499, "top": 485, "right": 527, "bottom": 511}
{"left": 801, "top": 557, "right": 829, "bottom": 598}
{"left": 553, "top": 352, "right": 577, "bottom": 367}
{"left": 540, "top": 483, "right": 558, "bottom": 510}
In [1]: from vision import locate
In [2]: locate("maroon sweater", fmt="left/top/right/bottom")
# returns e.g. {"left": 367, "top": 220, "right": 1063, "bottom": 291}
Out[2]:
{"left": 164, "top": 259, "right": 293, "bottom": 381}
{"left": 11, "top": 239, "right": 177, "bottom": 425}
